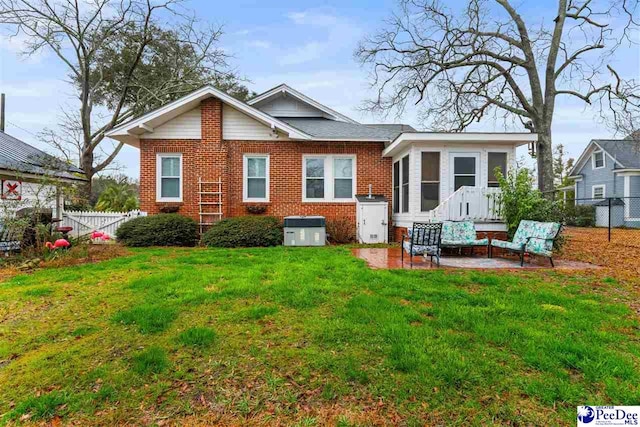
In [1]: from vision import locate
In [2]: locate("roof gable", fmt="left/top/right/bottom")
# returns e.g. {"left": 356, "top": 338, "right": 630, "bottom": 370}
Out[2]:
{"left": 248, "top": 84, "right": 358, "bottom": 124}
{"left": 569, "top": 139, "right": 637, "bottom": 176}
{"left": 106, "top": 85, "right": 313, "bottom": 146}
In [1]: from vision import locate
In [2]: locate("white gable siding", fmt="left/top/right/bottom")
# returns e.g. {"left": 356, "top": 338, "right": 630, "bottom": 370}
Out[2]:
{"left": 140, "top": 106, "right": 201, "bottom": 139}
{"left": 222, "top": 104, "right": 288, "bottom": 140}
{"left": 256, "top": 96, "right": 327, "bottom": 118}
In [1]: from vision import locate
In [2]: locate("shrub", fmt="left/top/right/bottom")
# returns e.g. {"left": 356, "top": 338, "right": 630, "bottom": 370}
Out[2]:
{"left": 496, "top": 169, "right": 562, "bottom": 239}
{"left": 563, "top": 204, "right": 596, "bottom": 227}
{"left": 326, "top": 217, "right": 356, "bottom": 244}
{"left": 115, "top": 214, "right": 197, "bottom": 247}
{"left": 202, "top": 216, "right": 283, "bottom": 247}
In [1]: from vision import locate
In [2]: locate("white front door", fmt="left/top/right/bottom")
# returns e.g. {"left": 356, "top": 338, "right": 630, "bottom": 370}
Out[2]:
{"left": 449, "top": 153, "right": 480, "bottom": 194}
{"left": 358, "top": 203, "right": 388, "bottom": 244}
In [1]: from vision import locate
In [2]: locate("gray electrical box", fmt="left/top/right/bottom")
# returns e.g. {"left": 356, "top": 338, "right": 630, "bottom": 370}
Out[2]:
{"left": 283, "top": 216, "right": 326, "bottom": 246}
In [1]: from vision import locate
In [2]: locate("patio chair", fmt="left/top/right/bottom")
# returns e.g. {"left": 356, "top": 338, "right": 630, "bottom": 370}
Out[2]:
{"left": 440, "top": 221, "right": 489, "bottom": 255}
{"left": 401, "top": 222, "right": 443, "bottom": 267}
{"left": 489, "top": 220, "right": 562, "bottom": 267}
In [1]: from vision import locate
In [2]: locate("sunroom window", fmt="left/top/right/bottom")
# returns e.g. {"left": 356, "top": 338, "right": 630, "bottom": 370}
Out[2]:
{"left": 421, "top": 152, "right": 440, "bottom": 211}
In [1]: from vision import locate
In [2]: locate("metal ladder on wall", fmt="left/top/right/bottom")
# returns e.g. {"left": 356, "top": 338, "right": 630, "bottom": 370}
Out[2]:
{"left": 198, "top": 177, "right": 223, "bottom": 234}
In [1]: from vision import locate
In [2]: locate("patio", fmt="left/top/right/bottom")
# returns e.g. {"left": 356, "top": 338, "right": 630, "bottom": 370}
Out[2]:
{"left": 352, "top": 247, "right": 600, "bottom": 270}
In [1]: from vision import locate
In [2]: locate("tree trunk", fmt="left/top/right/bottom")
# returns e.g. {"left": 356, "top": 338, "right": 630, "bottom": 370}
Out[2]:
{"left": 537, "top": 128, "right": 555, "bottom": 195}
{"left": 80, "top": 144, "right": 94, "bottom": 203}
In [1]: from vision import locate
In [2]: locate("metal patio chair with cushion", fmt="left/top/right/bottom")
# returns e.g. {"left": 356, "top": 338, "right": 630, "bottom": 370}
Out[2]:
{"left": 440, "top": 221, "right": 489, "bottom": 255}
{"left": 489, "top": 220, "right": 562, "bottom": 267}
{"left": 401, "top": 222, "right": 443, "bottom": 267}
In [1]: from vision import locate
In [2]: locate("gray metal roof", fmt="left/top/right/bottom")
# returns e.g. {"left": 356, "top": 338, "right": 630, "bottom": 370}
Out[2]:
{"left": 0, "top": 131, "right": 85, "bottom": 181}
{"left": 278, "top": 118, "right": 415, "bottom": 141}
{"left": 594, "top": 139, "right": 640, "bottom": 169}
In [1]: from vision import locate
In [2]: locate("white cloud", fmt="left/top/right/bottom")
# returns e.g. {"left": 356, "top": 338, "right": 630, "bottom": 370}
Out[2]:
{"left": 278, "top": 9, "right": 363, "bottom": 66}
{"left": 247, "top": 40, "right": 272, "bottom": 49}
{"left": 0, "top": 33, "right": 49, "bottom": 63}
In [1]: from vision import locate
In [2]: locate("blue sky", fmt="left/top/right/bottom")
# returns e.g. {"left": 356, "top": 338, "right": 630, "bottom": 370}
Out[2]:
{"left": 0, "top": 0, "right": 638, "bottom": 179}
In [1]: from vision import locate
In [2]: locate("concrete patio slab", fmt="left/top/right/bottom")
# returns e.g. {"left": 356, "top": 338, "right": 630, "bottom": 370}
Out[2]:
{"left": 352, "top": 247, "right": 600, "bottom": 270}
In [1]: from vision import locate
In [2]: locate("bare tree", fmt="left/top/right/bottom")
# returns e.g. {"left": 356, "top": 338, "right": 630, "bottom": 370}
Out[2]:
{"left": 356, "top": 0, "right": 640, "bottom": 192}
{"left": 0, "top": 0, "right": 234, "bottom": 199}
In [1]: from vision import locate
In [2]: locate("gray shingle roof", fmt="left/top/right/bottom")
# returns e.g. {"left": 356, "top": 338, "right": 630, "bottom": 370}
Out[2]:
{"left": 278, "top": 118, "right": 415, "bottom": 141}
{"left": 594, "top": 139, "right": 640, "bottom": 169}
{"left": 0, "top": 131, "right": 85, "bottom": 181}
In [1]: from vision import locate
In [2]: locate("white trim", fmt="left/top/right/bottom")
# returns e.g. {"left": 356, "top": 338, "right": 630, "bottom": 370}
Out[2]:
{"left": 382, "top": 132, "right": 537, "bottom": 158}
{"left": 243, "top": 154, "right": 270, "bottom": 202}
{"left": 156, "top": 153, "right": 183, "bottom": 202}
{"left": 106, "top": 85, "right": 313, "bottom": 144}
{"left": 302, "top": 154, "right": 357, "bottom": 203}
{"left": 613, "top": 169, "right": 640, "bottom": 175}
{"left": 591, "top": 184, "right": 606, "bottom": 200}
{"left": 591, "top": 149, "right": 605, "bottom": 170}
{"left": 623, "top": 175, "right": 640, "bottom": 221}
{"left": 248, "top": 84, "right": 358, "bottom": 124}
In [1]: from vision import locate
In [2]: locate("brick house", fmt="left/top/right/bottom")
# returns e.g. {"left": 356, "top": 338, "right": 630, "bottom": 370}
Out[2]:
{"left": 106, "top": 84, "right": 537, "bottom": 242}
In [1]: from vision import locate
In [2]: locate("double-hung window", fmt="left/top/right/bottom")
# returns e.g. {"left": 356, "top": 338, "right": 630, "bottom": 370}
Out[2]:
{"left": 592, "top": 184, "right": 605, "bottom": 200}
{"left": 592, "top": 150, "right": 605, "bottom": 169}
{"left": 303, "top": 155, "right": 355, "bottom": 201}
{"left": 243, "top": 155, "right": 269, "bottom": 202}
{"left": 157, "top": 153, "right": 182, "bottom": 202}
{"left": 488, "top": 152, "right": 507, "bottom": 187}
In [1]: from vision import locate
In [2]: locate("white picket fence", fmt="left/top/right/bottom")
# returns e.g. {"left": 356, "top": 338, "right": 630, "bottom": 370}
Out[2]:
{"left": 60, "top": 210, "right": 147, "bottom": 238}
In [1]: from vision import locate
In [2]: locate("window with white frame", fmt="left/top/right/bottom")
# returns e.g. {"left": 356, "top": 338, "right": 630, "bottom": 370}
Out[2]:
{"left": 592, "top": 150, "right": 605, "bottom": 169}
{"left": 303, "top": 155, "right": 355, "bottom": 201}
{"left": 592, "top": 184, "right": 605, "bottom": 200}
{"left": 156, "top": 153, "right": 182, "bottom": 201}
{"left": 243, "top": 155, "right": 269, "bottom": 201}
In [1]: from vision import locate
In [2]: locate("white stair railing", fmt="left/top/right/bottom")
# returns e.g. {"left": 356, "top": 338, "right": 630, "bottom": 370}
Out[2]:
{"left": 426, "top": 187, "right": 503, "bottom": 222}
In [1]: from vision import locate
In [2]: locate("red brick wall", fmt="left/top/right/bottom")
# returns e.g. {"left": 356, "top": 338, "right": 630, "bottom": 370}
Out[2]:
{"left": 139, "top": 97, "right": 228, "bottom": 221}
{"left": 139, "top": 97, "right": 392, "bottom": 224}
{"left": 226, "top": 140, "right": 391, "bottom": 221}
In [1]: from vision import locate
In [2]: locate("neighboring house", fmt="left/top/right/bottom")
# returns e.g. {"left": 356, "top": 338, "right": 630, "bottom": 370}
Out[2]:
{"left": 568, "top": 137, "right": 640, "bottom": 227}
{"left": 0, "top": 130, "right": 85, "bottom": 219}
{"left": 106, "top": 84, "right": 537, "bottom": 241}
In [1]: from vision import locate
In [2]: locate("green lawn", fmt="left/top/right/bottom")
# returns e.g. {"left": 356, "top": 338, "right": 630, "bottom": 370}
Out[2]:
{"left": 0, "top": 247, "right": 638, "bottom": 425}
